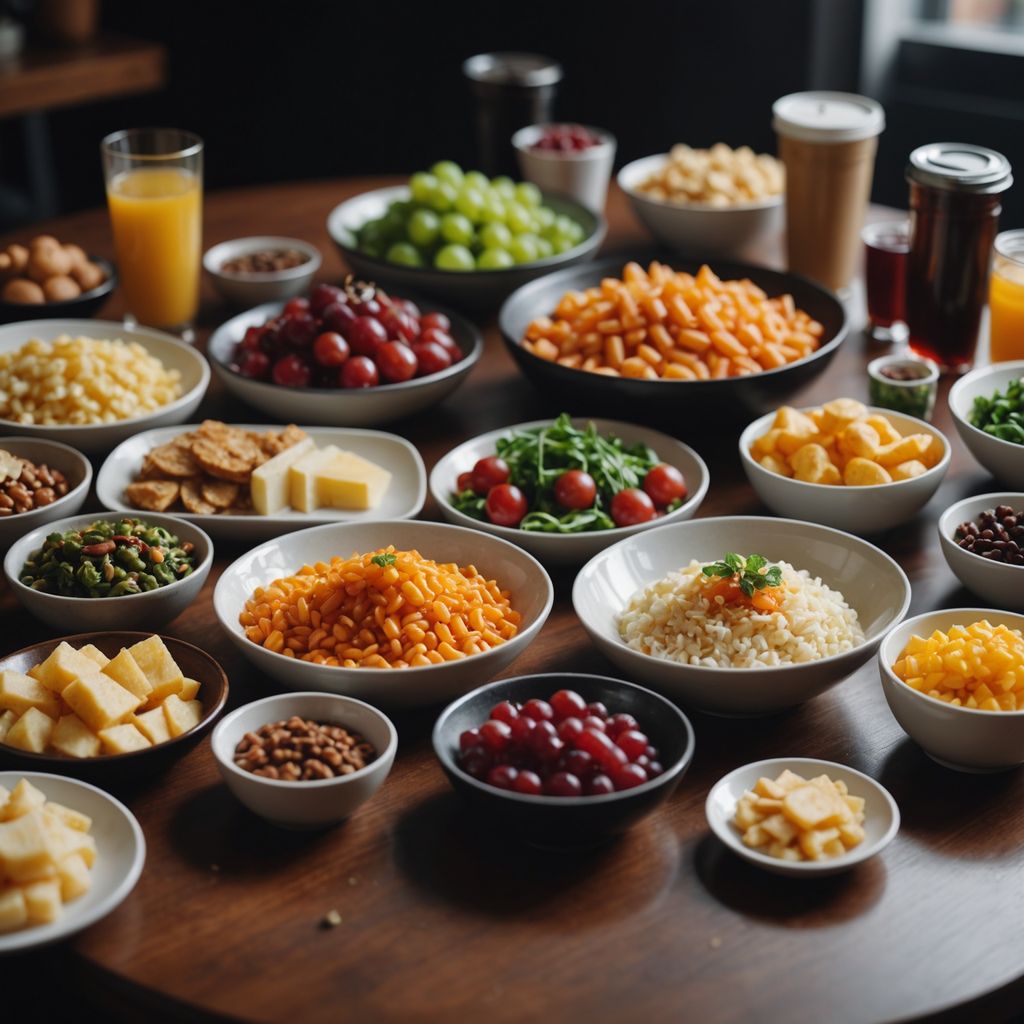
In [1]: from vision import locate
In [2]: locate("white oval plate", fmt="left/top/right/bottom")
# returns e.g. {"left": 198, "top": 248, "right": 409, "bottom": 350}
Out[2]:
{"left": 96, "top": 424, "right": 427, "bottom": 540}
{"left": 0, "top": 771, "right": 145, "bottom": 954}
{"left": 705, "top": 757, "right": 899, "bottom": 877}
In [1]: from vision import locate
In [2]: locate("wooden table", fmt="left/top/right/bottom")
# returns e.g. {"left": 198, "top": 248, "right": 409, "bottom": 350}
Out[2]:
{"left": 2, "top": 181, "right": 1022, "bottom": 1024}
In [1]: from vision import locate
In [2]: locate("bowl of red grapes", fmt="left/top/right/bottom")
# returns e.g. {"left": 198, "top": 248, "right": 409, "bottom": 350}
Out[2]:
{"left": 433, "top": 673, "right": 694, "bottom": 846}
{"left": 207, "top": 279, "right": 483, "bottom": 426}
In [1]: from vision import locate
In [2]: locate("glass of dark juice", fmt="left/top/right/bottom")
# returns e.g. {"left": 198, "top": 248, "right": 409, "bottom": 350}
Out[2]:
{"left": 862, "top": 220, "right": 909, "bottom": 343}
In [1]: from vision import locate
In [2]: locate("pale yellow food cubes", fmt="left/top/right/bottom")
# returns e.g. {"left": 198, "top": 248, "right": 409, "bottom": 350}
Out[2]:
{"left": 22, "top": 877, "right": 62, "bottom": 924}
{"left": 128, "top": 636, "right": 184, "bottom": 706}
{"left": 4, "top": 707, "right": 55, "bottom": 753}
{"left": 0, "top": 811, "right": 55, "bottom": 882}
{"left": 98, "top": 723, "right": 151, "bottom": 755}
{"left": 315, "top": 450, "right": 392, "bottom": 511}
{"left": 77, "top": 644, "right": 110, "bottom": 669}
{"left": 162, "top": 694, "right": 202, "bottom": 738}
{"left": 289, "top": 445, "right": 341, "bottom": 513}
{"left": 0, "top": 887, "right": 27, "bottom": 932}
{"left": 0, "top": 670, "right": 60, "bottom": 719}
{"left": 179, "top": 677, "right": 200, "bottom": 701}
{"left": 0, "top": 710, "right": 15, "bottom": 742}
{"left": 101, "top": 648, "right": 152, "bottom": 701}
{"left": 29, "top": 642, "right": 102, "bottom": 694}
{"left": 50, "top": 713, "right": 102, "bottom": 759}
{"left": 57, "top": 852, "right": 91, "bottom": 902}
{"left": 5, "top": 779, "right": 46, "bottom": 820}
{"left": 44, "top": 802, "right": 91, "bottom": 833}
{"left": 62, "top": 673, "right": 141, "bottom": 732}
{"left": 134, "top": 706, "right": 171, "bottom": 746}
{"left": 250, "top": 436, "right": 314, "bottom": 514}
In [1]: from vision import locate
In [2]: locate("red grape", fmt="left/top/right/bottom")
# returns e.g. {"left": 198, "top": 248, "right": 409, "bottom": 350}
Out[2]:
{"left": 586, "top": 701, "right": 609, "bottom": 720}
{"left": 647, "top": 761, "right": 664, "bottom": 777}
{"left": 348, "top": 315, "right": 387, "bottom": 357}
{"left": 615, "top": 729, "right": 649, "bottom": 761}
{"left": 550, "top": 689, "right": 588, "bottom": 720}
{"left": 411, "top": 341, "right": 452, "bottom": 376}
{"left": 544, "top": 772, "right": 582, "bottom": 797}
{"left": 421, "top": 326, "right": 460, "bottom": 359}
{"left": 607, "top": 713, "right": 638, "bottom": 737}
{"left": 509, "top": 715, "right": 536, "bottom": 744}
{"left": 420, "top": 311, "right": 451, "bottom": 334}
{"left": 490, "top": 700, "right": 519, "bottom": 725}
{"left": 557, "top": 716, "right": 584, "bottom": 743}
{"left": 340, "top": 355, "right": 378, "bottom": 388}
{"left": 563, "top": 748, "right": 592, "bottom": 777}
{"left": 461, "top": 748, "right": 491, "bottom": 778}
{"left": 612, "top": 763, "right": 648, "bottom": 790}
{"left": 380, "top": 307, "right": 420, "bottom": 343}
{"left": 279, "top": 313, "right": 318, "bottom": 349}
{"left": 459, "top": 728, "right": 482, "bottom": 752}
{"left": 393, "top": 297, "right": 422, "bottom": 320}
{"left": 271, "top": 354, "right": 311, "bottom": 388}
{"left": 323, "top": 301, "right": 357, "bottom": 334}
{"left": 576, "top": 727, "right": 627, "bottom": 773}
{"left": 312, "top": 331, "right": 350, "bottom": 367}
{"left": 485, "top": 484, "right": 527, "bottom": 527}
{"left": 471, "top": 456, "right": 510, "bottom": 495}
{"left": 486, "top": 765, "right": 518, "bottom": 790}
{"left": 610, "top": 488, "right": 656, "bottom": 527}
{"left": 240, "top": 325, "right": 263, "bottom": 352}
{"left": 377, "top": 340, "right": 418, "bottom": 383}
{"left": 237, "top": 349, "right": 270, "bottom": 380}
{"left": 283, "top": 296, "right": 310, "bottom": 317}
{"left": 513, "top": 770, "right": 543, "bottom": 795}
{"left": 522, "top": 699, "right": 554, "bottom": 722}
{"left": 585, "top": 773, "right": 615, "bottom": 795}
{"left": 643, "top": 464, "right": 688, "bottom": 508}
{"left": 351, "top": 297, "right": 382, "bottom": 318}
{"left": 582, "top": 715, "right": 606, "bottom": 733}
{"left": 553, "top": 470, "right": 597, "bottom": 510}
{"left": 479, "top": 719, "right": 511, "bottom": 752}
{"left": 309, "top": 283, "right": 343, "bottom": 316}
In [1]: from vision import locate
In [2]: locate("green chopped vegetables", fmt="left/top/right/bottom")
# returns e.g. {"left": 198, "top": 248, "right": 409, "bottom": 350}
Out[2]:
{"left": 371, "top": 552, "right": 397, "bottom": 567}
{"left": 970, "top": 377, "right": 1024, "bottom": 446}
{"left": 19, "top": 518, "right": 196, "bottom": 598}
{"left": 702, "top": 553, "right": 782, "bottom": 597}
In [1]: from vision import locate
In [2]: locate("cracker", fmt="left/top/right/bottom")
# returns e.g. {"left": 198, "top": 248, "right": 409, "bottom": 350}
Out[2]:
{"left": 191, "top": 434, "right": 262, "bottom": 483}
{"left": 262, "top": 424, "right": 308, "bottom": 456}
{"left": 201, "top": 478, "right": 240, "bottom": 509}
{"left": 125, "top": 480, "right": 180, "bottom": 512}
{"left": 180, "top": 478, "right": 218, "bottom": 515}
{"left": 149, "top": 442, "right": 200, "bottom": 478}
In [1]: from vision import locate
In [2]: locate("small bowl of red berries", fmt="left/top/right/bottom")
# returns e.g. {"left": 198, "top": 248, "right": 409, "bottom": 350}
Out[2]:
{"left": 432, "top": 672, "right": 695, "bottom": 847}
{"left": 513, "top": 123, "right": 617, "bottom": 214}
{"left": 207, "top": 279, "right": 484, "bottom": 426}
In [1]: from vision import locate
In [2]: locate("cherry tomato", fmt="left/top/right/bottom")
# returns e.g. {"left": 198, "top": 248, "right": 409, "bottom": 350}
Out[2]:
{"left": 312, "top": 331, "right": 350, "bottom": 367}
{"left": 411, "top": 340, "right": 452, "bottom": 376}
{"left": 471, "top": 456, "right": 510, "bottom": 495}
{"left": 485, "top": 483, "right": 528, "bottom": 527}
{"left": 237, "top": 349, "right": 270, "bottom": 380}
{"left": 456, "top": 471, "right": 474, "bottom": 492}
{"left": 340, "top": 355, "right": 379, "bottom": 388}
{"left": 553, "top": 469, "right": 597, "bottom": 509}
{"left": 376, "top": 340, "right": 418, "bottom": 383}
{"left": 420, "top": 311, "right": 451, "bottom": 334}
{"left": 610, "top": 488, "right": 656, "bottom": 527}
{"left": 643, "top": 463, "right": 688, "bottom": 508}
{"left": 271, "top": 354, "right": 311, "bottom": 388}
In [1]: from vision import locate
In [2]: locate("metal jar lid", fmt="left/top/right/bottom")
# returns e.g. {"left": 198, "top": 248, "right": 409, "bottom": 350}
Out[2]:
{"left": 906, "top": 143, "right": 1013, "bottom": 194}
{"left": 462, "top": 53, "right": 563, "bottom": 92}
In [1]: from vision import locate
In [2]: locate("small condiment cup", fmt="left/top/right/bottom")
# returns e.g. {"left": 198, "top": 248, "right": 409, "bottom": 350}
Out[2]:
{"left": 868, "top": 352, "right": 939, "bottom": 421}
{"left": 512, "top": 124, "right": 616, "bottom": 213}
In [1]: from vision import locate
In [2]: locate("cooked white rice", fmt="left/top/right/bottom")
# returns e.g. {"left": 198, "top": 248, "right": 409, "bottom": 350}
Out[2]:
{"left": 617, "top": 559, "right": 864, "bottom": 669}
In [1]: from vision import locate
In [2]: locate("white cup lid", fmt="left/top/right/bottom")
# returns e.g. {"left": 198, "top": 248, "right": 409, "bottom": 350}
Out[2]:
{"left": 772, "top": 92, "right": 885, "bottom": 143}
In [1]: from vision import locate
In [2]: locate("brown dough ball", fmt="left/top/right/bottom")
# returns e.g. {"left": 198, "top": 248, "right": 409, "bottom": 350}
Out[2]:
{"left": 26, "top": 246, "right": 71, "bottom": 283}
{"left": 42, "top": 275, "right": 81, "bottom": 302}
{"left": 71, "top": 260, "right": 105, "bottom": 292}
{"left": 5, "top": 244, "right": 28, "bottom": 274}
{"left": 29, "top": 235, "right": 60, "bottom": 252}
{"left": 63, "top": 243, "right": 88, "bottom": 270}
{"left": 2, "top": 278, "right": 45, "bottom": 303}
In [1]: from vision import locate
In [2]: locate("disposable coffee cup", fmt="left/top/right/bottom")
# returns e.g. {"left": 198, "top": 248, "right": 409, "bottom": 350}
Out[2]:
{"left": 773, "top": 92, "right": 885, "bottom": 294}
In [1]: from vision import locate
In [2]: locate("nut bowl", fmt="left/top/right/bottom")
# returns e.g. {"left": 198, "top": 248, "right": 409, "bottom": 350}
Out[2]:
{"left": 203, "top": 236, "right": 320, "bottom": 307}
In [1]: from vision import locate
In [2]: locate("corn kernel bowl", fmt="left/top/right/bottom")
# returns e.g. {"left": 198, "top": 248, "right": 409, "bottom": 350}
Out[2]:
{"left": 878, "top": 609, "right": 1024, "bottom": 772}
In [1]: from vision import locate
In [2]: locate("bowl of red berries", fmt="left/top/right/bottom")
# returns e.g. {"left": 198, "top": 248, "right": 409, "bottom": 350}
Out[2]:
{"left": 432, "top": 672, "right": 695, "bottom": 847}
{"left": 206, "top": 279, "right": 483, "bottom": 426}
{"left": 512, "top": 123, "right": 616, "bottom": 213}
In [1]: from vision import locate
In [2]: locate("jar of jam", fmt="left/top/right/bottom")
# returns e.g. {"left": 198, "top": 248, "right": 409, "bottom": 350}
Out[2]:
{"left": 905, "top": 143, "right": 1012, "bottom": 372}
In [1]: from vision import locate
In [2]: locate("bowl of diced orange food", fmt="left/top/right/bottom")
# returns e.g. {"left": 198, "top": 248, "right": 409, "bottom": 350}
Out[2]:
{"left": 498, "top": 254, "right": 847, "bottom": 419}
{"left": 878, "top": 609, "right": 1024, "bottom": 771}
{"left": 739, "top": 399, "right": 950, "bottom": 534}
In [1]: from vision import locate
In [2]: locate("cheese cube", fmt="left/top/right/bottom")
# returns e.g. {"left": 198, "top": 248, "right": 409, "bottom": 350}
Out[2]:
{"left": 0, "top": 811, "right": 56, "bottom": 882}
{"left": 78, "top": 644, "right": 110, "bottom": 668}
{"left": 29, "top": 642, "right": 101, "bottom": 694}
{"left": 4, "top": 707, "right": 55, "bottom": 754}
{"left": 128, "top": 636, "right": 184, "bottom": 705}
{"left": 5, "top": 778, "right": 47, "bottom": 820}
{"left": 21, "top": 877, "right": 62, "bottom": 924}
{"left": 63, "top": 673, "right": 141, "bottom": 732}
{"left": 40, "top": 812, "right": 96, "bottom": 867}
{"left": 250, "top": 437, "right": 314, "bottom": 514}
{"left": 50, "top": 714, "right": 102, "bottom": 759}
{"left": 0, "top": 670, "right": 60, "bottom": 719}
{"left": 179, "top": 677, "right": 201, "bottom": 701}
{"left": 315, "top": 450, "right": 392, "bottom": 511}
{"left": 101, "top": 648, "right": 152, "bottom": 701}
{"left": 0, "top": 887, "right": 27, "bottom": 932}
{"left": 97, "top": 723, "right": 151, "bottom": 755}
{"left": 134, "top": 707, "right": 171, "bottom": 746}
{"left": 0, "top": 786, "right": 8, "bottom": 819}
{"left": 44, "top": 802, "right": 92, "bottom": 833}
{"left": 0, "top": 710, "right": 15, "bottom": 742}
{"left": 289, "top": 445, "right": 342, "bottom": 512}
{"left": 57, "top": 853, "right": 91, "bottom": 902}
{"left": 162, "top": 694, "right": 203, "bottom": 738}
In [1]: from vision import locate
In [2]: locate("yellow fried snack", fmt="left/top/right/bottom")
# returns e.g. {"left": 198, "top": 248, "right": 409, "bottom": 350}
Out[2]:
{"left": 844, "top": 457, "right": 892, "bottom": 486}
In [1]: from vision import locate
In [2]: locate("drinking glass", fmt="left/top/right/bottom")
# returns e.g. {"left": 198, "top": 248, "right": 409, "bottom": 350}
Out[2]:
{"left": 101, "top": 128, "right": 203, "bottom": 338}
{"left": 989, "top": 229, "right": 1024, "bottom": 363}
{"left": 862, "top": 221, "right": 909, "bottom": 343}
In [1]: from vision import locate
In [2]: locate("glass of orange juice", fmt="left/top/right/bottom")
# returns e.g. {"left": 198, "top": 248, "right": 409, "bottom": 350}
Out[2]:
{"left": 990, "top": 229, "right": 1024, "bottom": 363}
{"left": 101, "top": 128, "right": 203, "bottom": 337}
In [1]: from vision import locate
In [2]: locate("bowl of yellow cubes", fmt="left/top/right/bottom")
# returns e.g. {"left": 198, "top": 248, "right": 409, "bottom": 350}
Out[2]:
{"left": 879, "top": 609, "right": 1024, "bottom": 772}
{"left": 0, "top": 632, "right": 229, "bottom": 779}
{"left": 739, "top": 398, "right": 951, "bottom": 535}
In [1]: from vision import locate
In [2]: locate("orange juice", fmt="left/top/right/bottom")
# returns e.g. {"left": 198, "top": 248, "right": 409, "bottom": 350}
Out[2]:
{"left": 990, "top": 258, "right": 1024, "bottom": 363}
{"left": 107, "top": 167, "right": 202, "bottom": 328}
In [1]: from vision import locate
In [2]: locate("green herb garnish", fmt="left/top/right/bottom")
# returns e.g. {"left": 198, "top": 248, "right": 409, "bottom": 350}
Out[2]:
{"left": 969, "top": 377, "right": 1024, "bottom": 446}
{"left": 371, "top": 552, "right": 397, "bottom": 567}
{"left": 702, "top": 553, "right": 783, "bottom": 598}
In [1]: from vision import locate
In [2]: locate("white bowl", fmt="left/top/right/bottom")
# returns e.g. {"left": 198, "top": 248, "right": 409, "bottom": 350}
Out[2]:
{"left": 203, "top": 236, "right": 320, "bottom": 307}
{"left": 0, "top": 319, "right": 209, "bottom": 454}
{"left": 206, "top": 299, "right": 483, "bottom": 427}
{"left": 0, "top": 437, "right": 92, "bottom": 552}
{"left": 879, "top": 607, "right": 1024, "bottom": 771}
{"left": 618, "top": 154, "right": 784, "bottom": 257}
{"left": 429, "top": 418, "right": 709, "bottom": 565}
{"left": 512, "top": 124, "right": 617, "bottom": 212}
{"left": 572, "top": 516, "right": 911, "bottom": 716}
{"left": 213, "top": 520, "right": 554, "bottom": 709}
{"left": 4, "top": 511, "right": 213, "bottom": 632}
{"left": 0, "top": 770, "right": 145, "bottom": 954}
{"left": 210, "top": 691, "right": 397, "bottom": 828}
{"left": 949, "top": 360, "right": 1024, "bottom": 488}
{"left": 739, "top": 405, "right": 951, "bottom": 534}
{"left": 938, "top": 493, "right": 1024, "bottom": 610}
{"left": 705, "top": 757, "right": 899, "bottom": 877}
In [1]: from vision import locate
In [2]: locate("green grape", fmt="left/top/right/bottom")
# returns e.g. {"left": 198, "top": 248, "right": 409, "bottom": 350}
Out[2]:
{"left": 479, "top": 196, "right": 507, "bottom": 223}
{"left": 427, "top": 181, "right": 458, "bottom": 213}
{"left": 359, "top": 217, "right": 388, "bottom": 247}
{"left": 454, "top": 187, "right": 486, "bottom": 223}
{"left": 362, "top": 241, "right": 384, "bottom": 259}
{"left": 432, "top": 160, "right": 464, "bottom": 188}
{"left": 464, "top": 170, "right": 490, "bottom": 192}
{"left": 515, "top": 182, "right": 542, "bottom": 209}
{"left": 435, "top": 244, "right": 476, "bottom": 271}
{"left": 410, "top": 172, "right": 438, "bottom": 204}
{"left": 505, "top": 202, "right": 533, "bottom": 234}
{"left": 479, "top": 222, "right": 513, "bottom": 250}
{"left": 440, "top": 212, "right": 475, "bottom": 246}
{"left": 386, "top": 242, "right": 424, "bottom": 267}
{"left": 381, "top": 206, "right": 410, "bottom": 240}
{"left": 534, "top": 206, "right": 556, "bottom": 230}
{"left": 508, "top": 235, "right": 539, "bottom": 264}
{"left": 534, "top": 237, "right": 554, "bottom": 259}
{"left": 408, "top": 209, "right": 440, "bottom": 248}
{"left": 477, "top": 247, "right": 514, "bottom": 269}
{"left": 551, "top": 237, "right": 575, "bottom": 254}
{"left": 554, "top": 215, "right": 578, "bottom": 240}
{"left": 565, "top": 219, "right": 585, "bottom": 244}
{"left": 491, "top": 176, "right": 516, "bottom": 200}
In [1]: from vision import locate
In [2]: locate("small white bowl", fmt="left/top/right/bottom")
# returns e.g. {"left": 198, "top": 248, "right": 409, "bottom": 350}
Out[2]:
{"left": 705, "top": 757, "right": 900, "bottom": 877}
{"left": 572, "top": 516, "right": 910, "bottom": 716}
{"left": 0, "top": 437, "right": 92, "bottom": 552}
{"left": 429, "top": 417, "right": 709, "bottom": 565}
{"left": 0, "top": 770, "right": 145, "bottom": 954}
{"left": 949, "top": 360, "right": 1024, "bottom": 488}
{"left": 0, "top": 319, "right": 209, "bottom": 454}
{"left": 203, "top": 236, "right": 320, "bottom": 307}
{"left": 512, "top": 124, "right": 617, "bottom": 212}
{"left": 618, "top": 154, "right": 784, "bottom": 257}
{"left": 213, "top": 520, "right": 554, "bottom": 709}
{"left": 938, "top": 493, "right": 1024, "bottom": 610}
{"left": 879, "top": 607, "right": 1024, "bottom": 771}
{"left": 211, "top": 691, "right": 397, "bottom": 828}
{"left": 4, "top": 511, "right": 213, "bottom": 632}
{"left": 739, "top": 405, "right": 951, "bottom": 534}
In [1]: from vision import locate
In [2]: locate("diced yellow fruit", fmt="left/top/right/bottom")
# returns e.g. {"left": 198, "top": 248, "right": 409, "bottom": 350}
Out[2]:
{"left": 5, "top": 779, "right": 47, "bottom": 820}
{"left": 753, "top": 797, "right": 784, "bottom": 814}
{"left": 288, "top": 445, "right": 341, "bottom": 512}
{"left": 250, "top": 437, "right": 314, "bottom": 514}
{"left": 0, "top": 710, "right": 15, "bottom": 742}
{"left": 844, "top": 794, "right": 866, "bottom": 815}
{"left": 754, "top": 776, "right": 786, "bottom": 800}
{"left": 97, "top": 723, "right": 151, "bottom": 755}
{"left": 742, "top": 824, "right": 769, "bottom": 848}
{"left": 63, "top": 673, "right": 142, "bottom": 732}
{"left": 101, "top": 648, "right": 152, "bottom": 701}
{"left": 839, "top": 821, "right": 866, "bottom": 847}
{"left": 21, "top": 877, "right": 62, "bottom": 924}
{"left": 134, "top": 706, "right": 171, "bottom": 745}
{"left": 179, "top": 677, "right": 200, "bottom": 701}
{"left": 0, "top": 811, "right": 56, "bottom": 882}
{"left": 823, "top": 838, "right": 846, "bottom": 858}
{"left": 315, "top": 450, "right": 392, "bottom": 511}
{"left": 57, "top": 853, "right": 91, "bottom": 902}
{"left": 44, "top": 802, "right": 91, "bottom": 833}
{"left": 40, "top": 811, "right": 96, "bottom": 868}
{"left": 4, "top": 707, "right": 55, "bottom": 753}
{"left": 760, "top": 813, "right": 799, "bottom": 844}
{"left": 29, "top": 642, "right": 102, "bottom": 694}
{"left": 50, "top": 714, "right": 102, "bottom": 759}
{"left": 783, "top": 784, "right": 840, "bottom": 830}
{"left": 128, "top": 636, "right": 183, "bottom": 704}
{"left": 0, "top": 887, "right": 28, "bottom": 932}
{"left": 734, "top": 797, "right": 760, "bottom": 831}
{"left": 774, "top": 769, "right": 807, "bottom": 793}
{"left": 0, "top": 670, "right": 60, "bottom": 719}
{"left": 162, "top": 694, "right": 202, "bottom": 738}
{"left": 77, "top": 644, "right": 110, "bottom": 668}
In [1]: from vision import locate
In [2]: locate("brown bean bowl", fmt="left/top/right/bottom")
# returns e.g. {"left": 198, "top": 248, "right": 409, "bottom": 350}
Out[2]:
{"left": 0, "top": 631, "right": 229, "bottom": 781}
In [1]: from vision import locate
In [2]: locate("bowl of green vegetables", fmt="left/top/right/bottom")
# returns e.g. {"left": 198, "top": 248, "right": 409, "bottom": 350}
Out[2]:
{"left": 428, "top": 414, "right": 709, "bottom": 565}
{"left": 4, "top": 512, "right": 212, "bottom": 631}
{"left": 950, "top": 360, "right": 1024, "bottom": 488}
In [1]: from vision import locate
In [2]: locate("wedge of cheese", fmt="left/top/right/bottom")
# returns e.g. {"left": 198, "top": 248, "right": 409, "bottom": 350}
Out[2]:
{"left": 289, "top": 445, "right": 342, "bottom": 513}
{"left": 250, "top": 436, "right": 315, "bottom": 515}
{"left": 315, "top": 450, "right": 391, "bottom": 511}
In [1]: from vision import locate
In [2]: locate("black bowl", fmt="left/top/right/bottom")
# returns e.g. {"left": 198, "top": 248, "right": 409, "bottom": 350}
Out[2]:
{"left": 0, "top": 256, "right": 117, "bottom": 324}
{"left": 498, "top": 252, "right": 848, "bottom": 424}
{"left": 432, "top": 672, "right": 695, "bottom": 848}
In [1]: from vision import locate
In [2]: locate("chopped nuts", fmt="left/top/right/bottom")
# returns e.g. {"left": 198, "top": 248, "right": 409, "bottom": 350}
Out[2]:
{"left": 234, "top": 716, "right": 376, "bottom": 782}
{"left": 0, "top": 449, "right": 69, "bottom": 516}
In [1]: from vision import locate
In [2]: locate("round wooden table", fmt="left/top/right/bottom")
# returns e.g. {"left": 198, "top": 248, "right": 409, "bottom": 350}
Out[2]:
{"left": 3, "top": 180, "right": 1022, "bottom": 1024}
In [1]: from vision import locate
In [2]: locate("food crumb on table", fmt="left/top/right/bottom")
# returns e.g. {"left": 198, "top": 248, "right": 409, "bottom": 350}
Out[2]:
{"left": 321, "top": 909, "right": 343, "bottom": 928}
